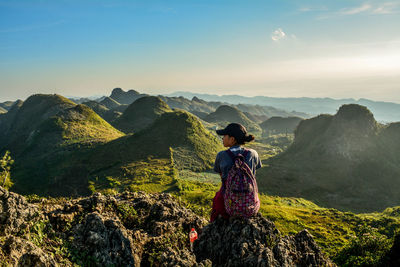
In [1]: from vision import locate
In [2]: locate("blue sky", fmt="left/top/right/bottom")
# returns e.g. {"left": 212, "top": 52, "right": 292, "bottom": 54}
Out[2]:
{"left": 0, "top": 0, "right": 399, "bottom": 102}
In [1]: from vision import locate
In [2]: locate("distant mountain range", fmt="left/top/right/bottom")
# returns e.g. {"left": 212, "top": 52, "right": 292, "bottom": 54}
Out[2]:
{"left": 167, "top": 92, "right": 400, "bottom": 123}
{"left": 70, "top": 88, "right": 308, "bottom": 136}
{"left": 2, "top": 88, "right": 400, "bottom": 213}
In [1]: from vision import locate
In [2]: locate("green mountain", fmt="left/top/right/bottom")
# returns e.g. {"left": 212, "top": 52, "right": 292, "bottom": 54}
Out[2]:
{"left": 0, "top": 100, "right": 24, "bottom": 143}
{"left": 29, "top": 104, "right": 124, "bottom": 149}
{"left": 109, "top": 87, "right": 146, "bottom": 105}
{"left": 82, "top": 100, "right": 109, "bottom": 114}
{"left": 257, "top": 104, "right": 400, "bottom": 212}
{"left": 83, "top": 89, "right": 309, "bottom": 129}
{"left": 260, "top": 116, "right": 303, "bottom": 136}
{"left": 100, "top": 96, "right": 121, "bottom": 109}
{"left": 0, "top": 95, "right": 124, "bottom": 196}
{"left": 243, "top": 112, "right": 269, "bottom": 123}
{"left": 160, "top": 96, "right": 218, "bottom": 114}
{"left": 0, "top": 95, "right": 75, "bottom": 153}
{"left": 0, "top": 107, "right": 6, "bottom": 114}
{"left": 112, "top": 104, "right": 129, "bottom": 113}
{"left": 204, "top": 105, "right": 262, "bottom": 136}
{"left": 82, "top": 100, "right": 121, "bottom": 122}
{"left": 89, "top": 109, "right": 223, "bottom": 177}
{"left": 8, "top": 105, "right": 222, "bottom": 196}
{"left": 113, "top": 96, "right": 172, "bottom": 133}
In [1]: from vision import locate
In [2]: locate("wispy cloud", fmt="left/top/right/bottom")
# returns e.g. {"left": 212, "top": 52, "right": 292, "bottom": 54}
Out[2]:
{"left": 373, "top": 2, "right": 399, "bottom": 14}
{"left": 340, "top": 4, "right": 371, "bottom": 15}
{"left": 316, "top": 2, "right": 399, "bottom": 19}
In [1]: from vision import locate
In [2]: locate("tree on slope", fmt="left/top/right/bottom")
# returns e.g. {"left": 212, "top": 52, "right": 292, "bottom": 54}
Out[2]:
{"left": 1, "top": 151, "right": 14, "bottom": 189}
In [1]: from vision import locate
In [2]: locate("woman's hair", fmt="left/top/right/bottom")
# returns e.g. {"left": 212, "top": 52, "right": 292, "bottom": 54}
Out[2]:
{"left": 236, "top": 134, "right": 255, "bottom": 145}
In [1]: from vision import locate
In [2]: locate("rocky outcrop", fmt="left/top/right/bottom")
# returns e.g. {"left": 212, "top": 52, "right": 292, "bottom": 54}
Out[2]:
{"left": 0, "top": 187, "right": 334, "bottom": 266}
{"left": 0, "top": 187, "right": 59, "bottom": 266}
{"left": 194, "top": 214, "right": 335, "bottom": 266}
{"left": 2, "top": 236, "right": 58, "bottom": 266}
{"left": 0, "top": 187, "right": 38, "bottom": 235}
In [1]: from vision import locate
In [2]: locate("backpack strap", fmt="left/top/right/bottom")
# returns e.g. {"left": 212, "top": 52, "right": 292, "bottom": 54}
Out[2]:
{"left": 226, "top": 148, "right": 249, "bottom": 161}
{"left": 243, "top": 149, "right": 249, "bottom": 158}
{"left": 225, "top": 149, "right": 236, "bottom": 161}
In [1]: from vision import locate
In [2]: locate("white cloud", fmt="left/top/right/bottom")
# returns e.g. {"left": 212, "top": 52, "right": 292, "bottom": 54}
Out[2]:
{"left": 317, "top": 2, "right": 399, "bottom": 19}
{"left": 340, "top": 4, "right": 371, "bottom": 15}
{"left": 271, "top": 28, "right": 286, "bottom": 42}
{"left": 373, "top": 2, "right": 399, "bottom": 14}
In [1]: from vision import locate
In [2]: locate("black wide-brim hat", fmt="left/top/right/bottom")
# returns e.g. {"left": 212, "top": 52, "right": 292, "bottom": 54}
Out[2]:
{"left": 216, "top": 123, "right": 248, "bottom": 141}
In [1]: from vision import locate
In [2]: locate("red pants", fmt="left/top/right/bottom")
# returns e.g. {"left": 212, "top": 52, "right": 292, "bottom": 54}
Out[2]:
{"left": 210, "top": 186, "right": 229, "bottom": 222}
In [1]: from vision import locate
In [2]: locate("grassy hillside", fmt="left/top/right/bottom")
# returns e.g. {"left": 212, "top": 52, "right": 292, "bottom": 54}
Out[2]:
{"left": 243, "top": 112, "right": 268, "bottom": 123}
{"left": 82, "top": 101, "right": 121, "bottom": 123}
{"left": 0, "top": 95, "right": 75, "bottom": 153}
{"left": 7, "top": 101, "right": 124, "bottom": 196}
{"left": 38, "top": 104, "right": 124, "bottom": 146}
{"left": 88, "top": 110, "right": 223, "bottom": 177}
{"left": 10, "top": 109, "right": 222, "bottom": 197}
{"left": 257, "top": 104, "right": 400, "bottom": 212}
{"left": 113, "top": 96, "right": 172, "bottom": 133}
{"left": 100, "top": 96, "right": 120, "bottom": 109}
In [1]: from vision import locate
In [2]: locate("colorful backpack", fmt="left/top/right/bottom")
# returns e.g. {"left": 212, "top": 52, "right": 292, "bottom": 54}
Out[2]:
{"left": 223, "top": 149, "right": 260, "bottom": 218}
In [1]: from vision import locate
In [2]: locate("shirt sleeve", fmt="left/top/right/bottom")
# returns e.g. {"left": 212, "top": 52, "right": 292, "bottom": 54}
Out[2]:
{"left": 214, "top": 152, "right": 221, "bottom": 173}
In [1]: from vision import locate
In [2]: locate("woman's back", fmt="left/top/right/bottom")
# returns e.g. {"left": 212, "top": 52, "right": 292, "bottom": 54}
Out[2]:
{"left": 214, "top": 145, "right": 262, "bottom": 184}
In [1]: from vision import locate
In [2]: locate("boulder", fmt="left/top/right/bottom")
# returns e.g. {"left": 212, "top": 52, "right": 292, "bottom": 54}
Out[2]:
{"left": 194, "top": 214, "right": 335, "bottom": 266}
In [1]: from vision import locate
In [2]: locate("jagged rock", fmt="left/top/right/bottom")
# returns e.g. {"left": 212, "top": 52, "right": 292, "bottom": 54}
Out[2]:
{"left": 194, "top": 214, "right": 335, "bottom": 266}
{"left": 2, "top": 236, "right": 57, "bottom": 267}
{"left": 0, "top": 187, "right": 38, "bottom": 235}
{"left": 47, "top": 191, "right": 207, "bottom": 266}
{"left": 0, "top": 187, "right": 335, "bottom": 266}
{"left": 160, "top": 247, "right": 197, "bottom": 266}
{"left": 71, "top": 212, "right": 137, "bottom": 266}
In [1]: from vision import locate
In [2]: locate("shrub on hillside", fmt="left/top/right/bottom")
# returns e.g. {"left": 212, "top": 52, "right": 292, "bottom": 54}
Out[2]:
{"left": 334, "top": 225, "right": 392, "bottom": 266}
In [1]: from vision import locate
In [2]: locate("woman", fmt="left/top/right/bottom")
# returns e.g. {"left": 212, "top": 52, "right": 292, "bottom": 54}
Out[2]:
{"left": 210, "top": 123, "right": 262, "bottom": 222}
